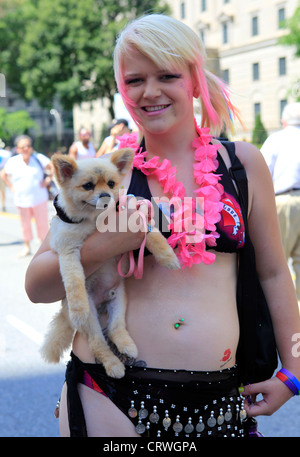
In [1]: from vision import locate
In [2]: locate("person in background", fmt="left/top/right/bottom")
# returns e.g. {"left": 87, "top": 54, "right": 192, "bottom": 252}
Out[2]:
{"left": 25, "top": 15, "right": 300, "bottom": 437}
{"left": 96, "top": 118, "right": 131, "bottom": 156}
{"left": 1, "top": 135, "right": 52, "bottom": 257}
{"left": 69, "top": 128, "right": 96, "bottom": 160}
{"left": 0, "top": 146, "right": 12, "bottom": 211}
{"left": 261, "top": 102, "right": 300, "bottom": 304}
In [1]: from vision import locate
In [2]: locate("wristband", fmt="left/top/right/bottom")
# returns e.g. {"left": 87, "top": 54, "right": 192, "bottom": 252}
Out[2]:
{"left": 276, "top": 369, "right": 300, "bottom": 396}
{"left": 280, "top": 368, "right": 300, "bottom": 393}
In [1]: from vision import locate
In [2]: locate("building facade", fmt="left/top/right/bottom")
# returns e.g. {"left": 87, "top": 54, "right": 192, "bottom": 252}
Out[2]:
{"left": 165, "top": 0, "right": 300, "bottom": 140}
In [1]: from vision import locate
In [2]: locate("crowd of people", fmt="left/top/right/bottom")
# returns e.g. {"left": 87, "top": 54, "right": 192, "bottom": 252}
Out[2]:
{"left": 0, "top": 119, "right": 132, "bottom": 257}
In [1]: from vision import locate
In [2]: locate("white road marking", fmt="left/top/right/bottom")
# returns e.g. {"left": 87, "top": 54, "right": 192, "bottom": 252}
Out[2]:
{"left": 6, "top": 315, "right": 44, "bottom": 345}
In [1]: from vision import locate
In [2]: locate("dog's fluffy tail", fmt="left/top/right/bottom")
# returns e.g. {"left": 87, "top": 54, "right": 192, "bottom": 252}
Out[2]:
{"left": 40, "top": 304, "right": 74, "bottom": 363}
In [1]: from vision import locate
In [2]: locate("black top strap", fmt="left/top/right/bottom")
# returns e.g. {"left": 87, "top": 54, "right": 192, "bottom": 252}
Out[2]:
{"left": 221, "top": 141, "right": 248, "bottom": 223}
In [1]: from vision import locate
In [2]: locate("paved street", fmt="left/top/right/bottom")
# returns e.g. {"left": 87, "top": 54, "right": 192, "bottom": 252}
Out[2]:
{"left": 0, "top": 188, "right": 299, "bottom": 437}
{"left": 0, "top": 190, "right": 65, "bottom": 437}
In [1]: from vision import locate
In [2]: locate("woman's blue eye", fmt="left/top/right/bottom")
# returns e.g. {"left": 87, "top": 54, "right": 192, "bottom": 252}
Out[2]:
{"left": 125, "top": 78, "right": 143, "bottom": 85}
{"left": 82, "top": 182, "right": 95, "bottom": 191}
{"left": 161, "top": 74, "right": 181, "bottom": 80}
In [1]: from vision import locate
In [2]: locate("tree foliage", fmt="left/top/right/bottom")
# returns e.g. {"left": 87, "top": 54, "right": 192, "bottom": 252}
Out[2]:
{"left": 278, "top": 5, "right": 300, "bottom": 101}
{"left": 0, "top": 0, "right": 170, "bottom": 116}
{"left": 252, "top": 114, "right": 268, "bottom": 148}
{"left": 0, "top": 107, "right": 37, "bottom": 142}
{"left": 279, "top": 5, "right": 300, "bottom": 57}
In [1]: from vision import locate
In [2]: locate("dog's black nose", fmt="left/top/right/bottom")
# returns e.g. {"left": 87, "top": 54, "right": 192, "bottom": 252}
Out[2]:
{"left": 99, "top": 193, "right": 111, "bottom": 199}
{"left": 98, "top": 193, "right": 112, "bottom": 209}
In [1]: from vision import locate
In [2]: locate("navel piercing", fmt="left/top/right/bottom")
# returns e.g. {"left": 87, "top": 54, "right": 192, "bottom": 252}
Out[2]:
{"left": 174, "top": 318, "right": 185, "bottom": 329}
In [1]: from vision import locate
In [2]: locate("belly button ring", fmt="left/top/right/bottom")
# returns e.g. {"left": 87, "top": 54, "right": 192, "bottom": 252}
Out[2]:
{"left": 174, "top": 318, "right": 185, "bottom": 329}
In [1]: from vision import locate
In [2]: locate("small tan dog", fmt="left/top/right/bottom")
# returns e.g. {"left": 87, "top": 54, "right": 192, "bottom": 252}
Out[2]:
{"left": 41, "top": 148, "right": 180, "bottom": 378}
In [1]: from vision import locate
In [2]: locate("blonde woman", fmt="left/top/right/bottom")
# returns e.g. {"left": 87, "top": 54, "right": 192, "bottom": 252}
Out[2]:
{"left": 25, "top": 15, "right": 300, "bottom": 437}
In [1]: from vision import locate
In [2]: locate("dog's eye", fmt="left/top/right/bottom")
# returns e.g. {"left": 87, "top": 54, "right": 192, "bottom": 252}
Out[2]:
{"left": 82, "top": 182, "right": 95, "bottom": 191}
{"left": 107, "top": 180, "right": 115, "bottom": 189}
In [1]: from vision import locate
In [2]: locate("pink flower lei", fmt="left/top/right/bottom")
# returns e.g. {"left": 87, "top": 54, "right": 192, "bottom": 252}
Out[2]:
{"left": 118, "top": 121, "right": 224, "bottom": 269}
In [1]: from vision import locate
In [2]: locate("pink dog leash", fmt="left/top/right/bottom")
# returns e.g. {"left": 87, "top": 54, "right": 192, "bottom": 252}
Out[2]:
{"left": 117, "top": 198, "right": 152, "bottom": 280}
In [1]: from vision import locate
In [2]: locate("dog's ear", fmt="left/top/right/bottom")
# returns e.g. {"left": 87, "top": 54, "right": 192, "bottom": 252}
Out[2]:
{"left": 110, "top": 148, "right": 134, "bottom": 175}
{"left": 52, "top": 153, "right": 78, "bottom": 184}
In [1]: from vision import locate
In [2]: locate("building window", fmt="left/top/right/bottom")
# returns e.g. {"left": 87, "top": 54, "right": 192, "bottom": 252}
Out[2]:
{"left": 278, "top": 8, "right": 286, "bottom": 28}
{"left": 280, "top": 99, "right": 287, "bottom": 120}
{"left": 199, "top": 29, "right": 205, "bottom": 45}
{"left": 253, "top": 63, "right": 260, "bottom": 81}
{"left": 7, "top": 97, "right": 14, "bottom": 107}
{"left": 252, "top": 16, "right": 259, "bottom": 36}
{"left": 279, "top": 57, "right": 286, "bottom": 76}
{"left": 201, "top": 0, "right": 206, "bottom": 11}
{"left": 254, "top": 102, "right": 261, "bottom": 118}
{"left": 222, "top": 69, "right": 230, "bottom": 84}
{"left": 222, "top": 22, "right": 228, "bottom": 44}
{"left": 180, "top": 2, "right": 185, "bottom": 19}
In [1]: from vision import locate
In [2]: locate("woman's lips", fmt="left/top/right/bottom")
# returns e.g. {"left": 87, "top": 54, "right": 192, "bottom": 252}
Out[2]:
{"left": 141, "top": 104, "right": 170, "bottom": 114}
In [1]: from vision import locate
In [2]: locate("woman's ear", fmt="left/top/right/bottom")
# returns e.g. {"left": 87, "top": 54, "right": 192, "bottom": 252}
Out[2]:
{"left": 193, "top": 86, "right": 200, "bottom": 98}
{"left": 190, "top": 64, "right": 200, "bottom": 98}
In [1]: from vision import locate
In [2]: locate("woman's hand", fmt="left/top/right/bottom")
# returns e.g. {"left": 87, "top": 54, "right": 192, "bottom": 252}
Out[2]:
{"left": 41, "top": 175, "right": 52, "bottom": 188}
{"left": 242, "top": 376, "right": 294, "bottom": 417}
{"left": 92, "top": 194, "right": 148, "bottom": 257}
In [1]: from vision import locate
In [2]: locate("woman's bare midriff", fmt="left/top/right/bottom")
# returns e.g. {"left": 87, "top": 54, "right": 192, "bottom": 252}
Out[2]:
{"left": 72, "top": 250, "right": 239, "bottom": 372}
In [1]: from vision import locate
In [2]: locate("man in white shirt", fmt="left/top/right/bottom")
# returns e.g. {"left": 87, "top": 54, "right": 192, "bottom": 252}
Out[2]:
{"left": 1, "top": 135, "right": 52, "bottom": 257}
{"left": 68, "top": 128, "right": 96, "bottom": 160}
{"left": 261, "top": 102, "right": 300, "bottom": 301}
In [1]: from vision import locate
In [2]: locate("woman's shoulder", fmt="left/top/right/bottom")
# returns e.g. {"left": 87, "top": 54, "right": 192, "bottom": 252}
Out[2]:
{"left": 233, "top": 141, "right": 268, "bottom": 177}
{"left": 4, "top": 153, "right": 20, "bottom": 169}
{"left": 35, "top": 152, "right": 51, "bottom": 165}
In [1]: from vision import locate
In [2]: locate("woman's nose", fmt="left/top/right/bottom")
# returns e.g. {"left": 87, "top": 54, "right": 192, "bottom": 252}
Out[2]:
{"left": 143, "top": 79, "right": 161, "bottom": 99}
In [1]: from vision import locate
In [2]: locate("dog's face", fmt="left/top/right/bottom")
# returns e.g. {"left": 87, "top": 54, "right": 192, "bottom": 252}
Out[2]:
{"left": 52, "top": 148, "right": 134, "bottom": 217}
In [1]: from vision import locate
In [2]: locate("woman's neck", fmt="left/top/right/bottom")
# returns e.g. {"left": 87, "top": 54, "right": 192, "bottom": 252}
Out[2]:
{"left": 22, "top": 153, "right": 31, "bottom": 165}
{"left": 143, "top": 122, "right": 198, "bottom": 163}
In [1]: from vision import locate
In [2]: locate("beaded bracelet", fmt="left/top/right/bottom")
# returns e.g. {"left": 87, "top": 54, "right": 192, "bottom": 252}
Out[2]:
{"left": 276, "top": 368, "right": 300, "bottom": 396}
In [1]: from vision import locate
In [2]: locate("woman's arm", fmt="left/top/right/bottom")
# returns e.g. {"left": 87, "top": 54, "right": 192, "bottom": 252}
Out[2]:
{"left": 0, "top": 168, "right": 13, "bottom": 191}
{"left": 68, "top": 142, "right": 78, "bottom": 159}
{"left": 236, "top": 141, "right": 300, "bottom": 415}
{"left": 96, "top": 140, "right": 109, "bottom": 157}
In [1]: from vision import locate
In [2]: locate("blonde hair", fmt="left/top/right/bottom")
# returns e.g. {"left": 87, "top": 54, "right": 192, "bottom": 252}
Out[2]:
{"left": 114, "top": 14, "right": 240, "bottom": 135}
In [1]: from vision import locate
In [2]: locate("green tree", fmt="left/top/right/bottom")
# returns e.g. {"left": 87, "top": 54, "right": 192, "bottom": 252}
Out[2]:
{"left": 0, "top": 107, "right": 37, "bottom": 142}
{"left": 0, "top": 0, "right": 170, "bottom": 117}
{"left": 279, "top": 5, "right": 300, "bottom": 56}
{"left": 252, "top": 114, "right": 268, "bottom": 148}
{"left": 279, "top": 5, "right": 300, "bottom": 101}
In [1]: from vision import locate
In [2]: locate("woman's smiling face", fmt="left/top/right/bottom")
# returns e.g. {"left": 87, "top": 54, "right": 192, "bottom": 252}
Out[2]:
{"left": 122, "top": 48, "right": 196, "bottom": 136}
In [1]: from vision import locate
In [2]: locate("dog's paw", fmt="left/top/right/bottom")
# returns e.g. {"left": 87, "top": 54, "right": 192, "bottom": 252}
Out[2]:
{"left": 104, "top": 358, "right": 126, "bottom": 379}
{"left": 120, "top": 341, "right": 138, "bottom": 359}
{"left": 109, "top": 330, "right": 138, "bottom": 359}
{"left": 69, "top": 308, "right": 89, "bottom": 329}
{"left": 158, "top": 252, "right": 181, "bottom": 270}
